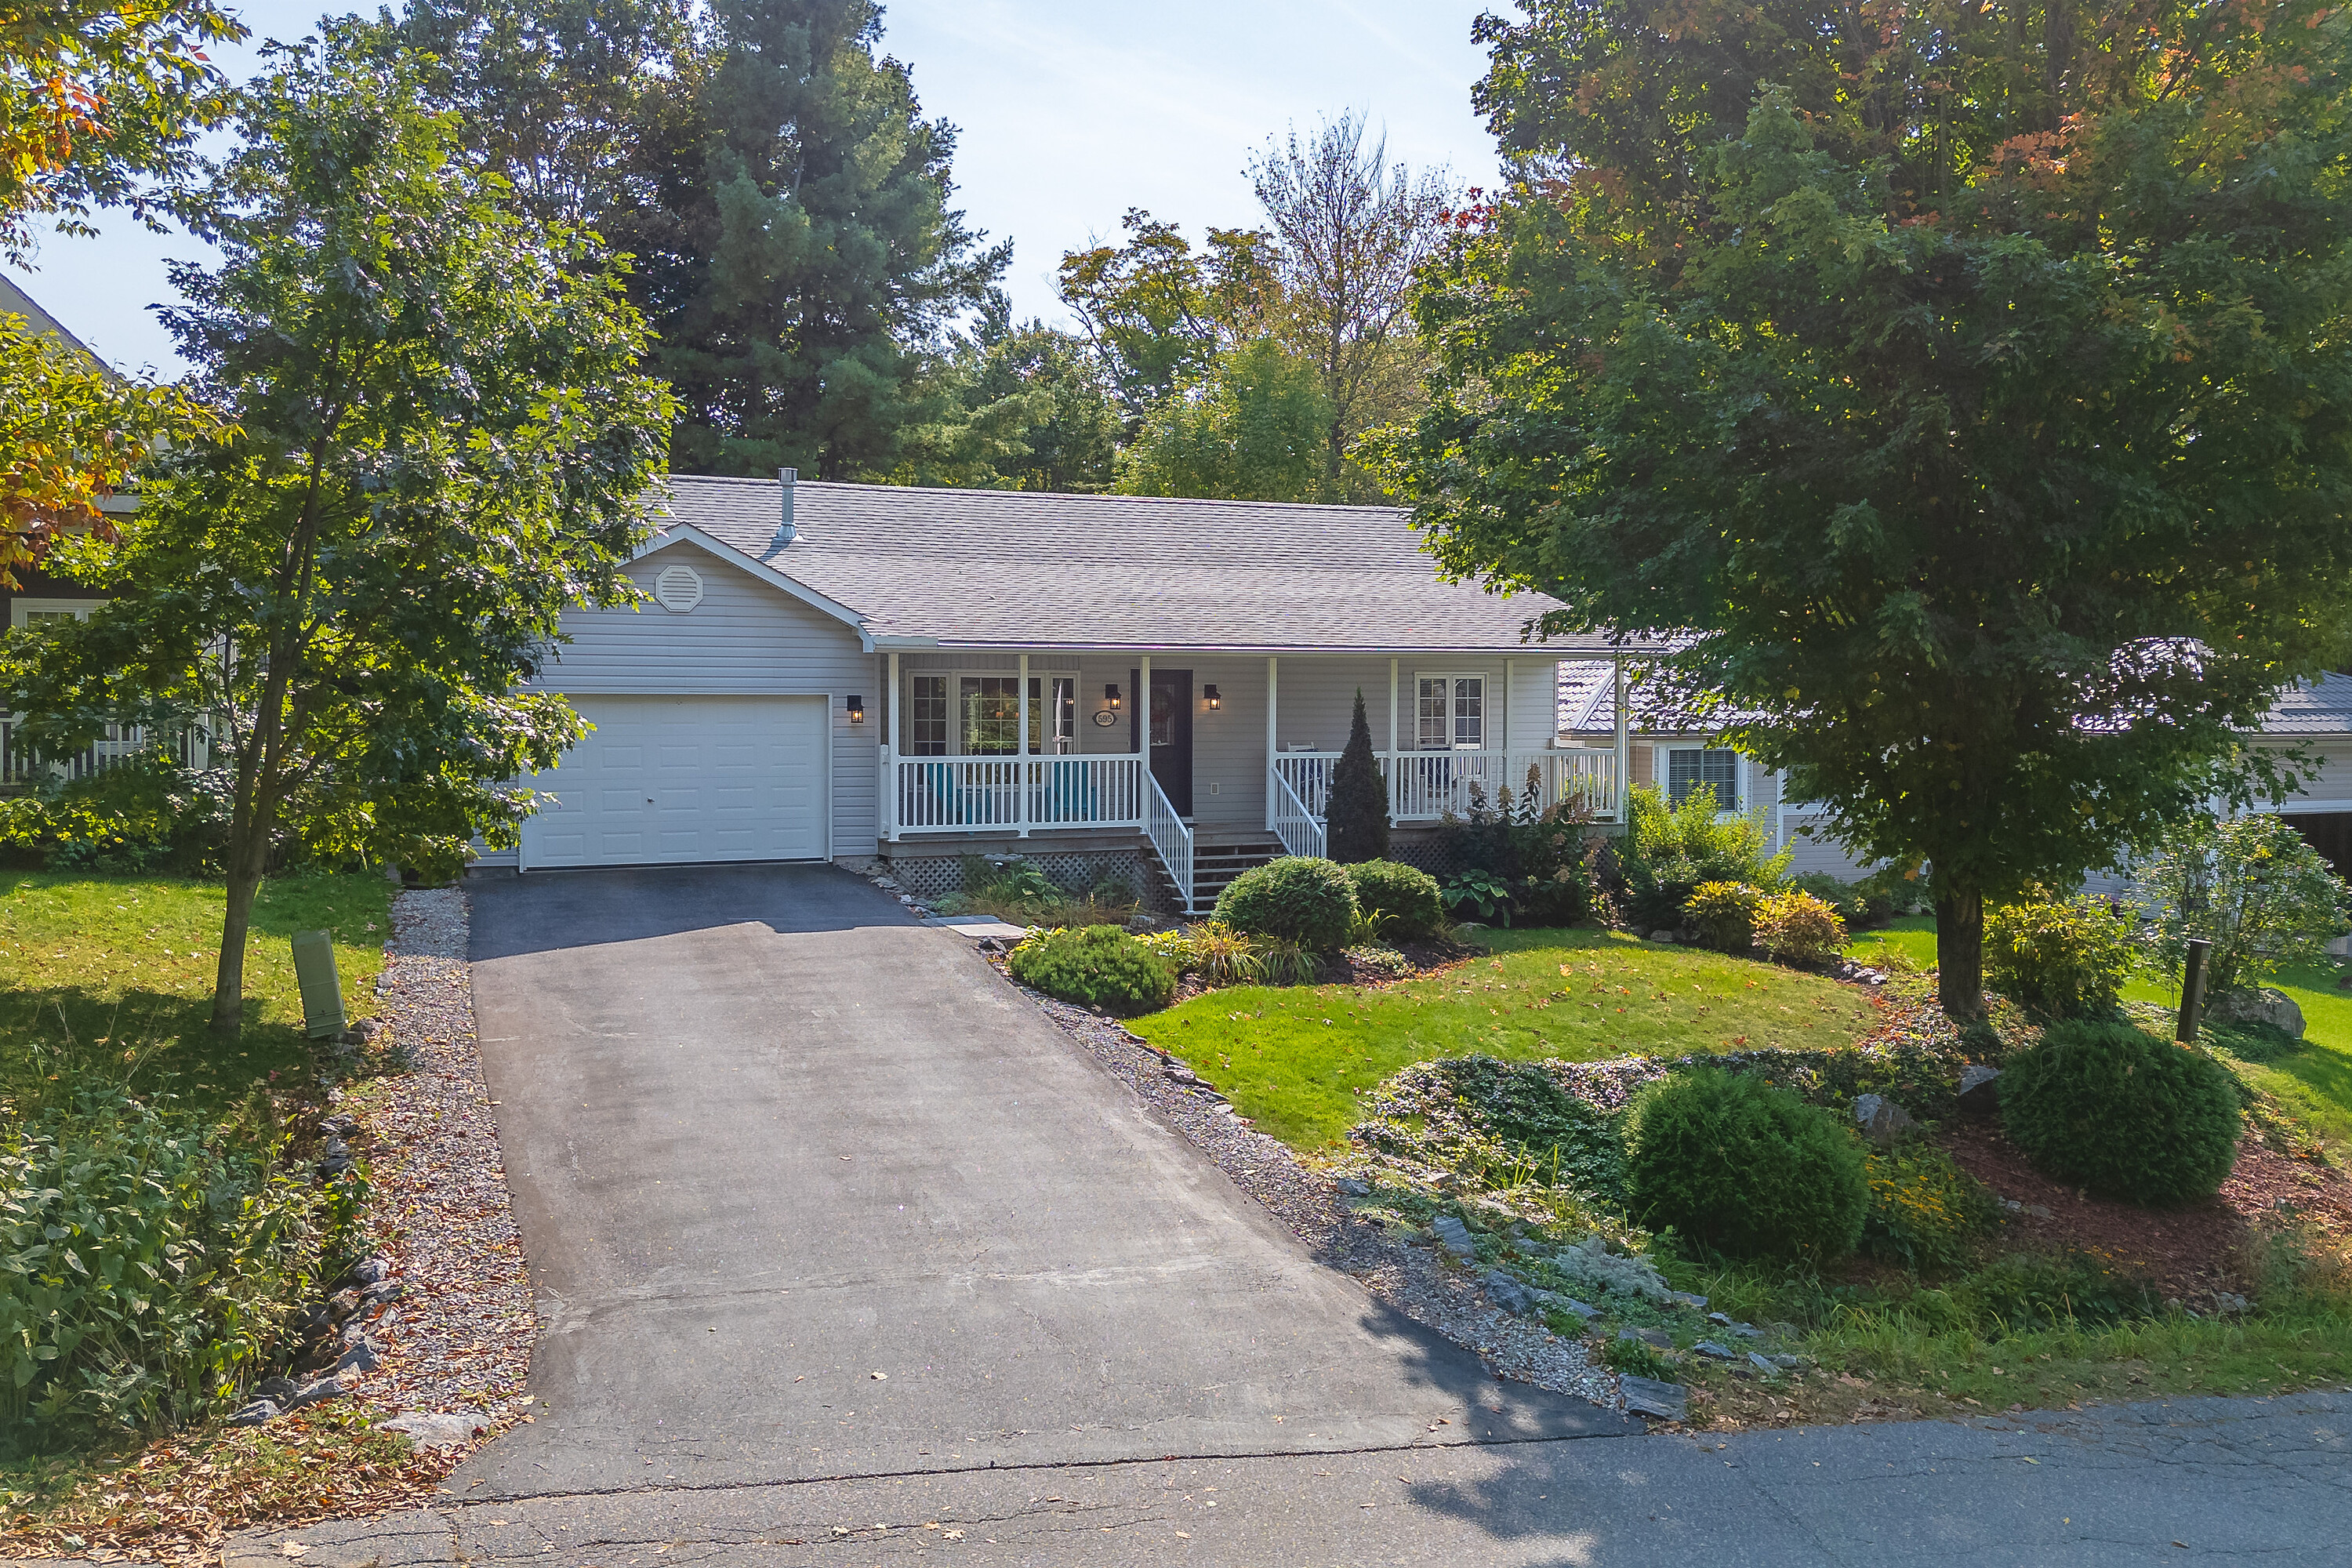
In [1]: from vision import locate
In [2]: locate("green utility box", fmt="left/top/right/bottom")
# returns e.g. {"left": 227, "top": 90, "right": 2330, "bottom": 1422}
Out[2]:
{"left": 292, "top": 929, "right": 347, "bottom": 1040}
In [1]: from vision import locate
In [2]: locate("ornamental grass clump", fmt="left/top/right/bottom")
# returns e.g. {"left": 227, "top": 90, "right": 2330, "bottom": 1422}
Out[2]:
{"left": 1007, "top": 924, "right": 1177, "bottom": 1014}
{"left": 1213, "top": 856, "right": 1358, "bottom": 950}
{"left": 1984, "top": 895, "right": 2137, "bottom": 1017}
{"left": 1623, "top": 1068, "right": 1869, "bottom": 1260}
{"left": 1343, "top": 859, "right": 1443, "bottom": 939}
{"left": 1998, "top": 1019, "right": 2242, "bottom": 1207}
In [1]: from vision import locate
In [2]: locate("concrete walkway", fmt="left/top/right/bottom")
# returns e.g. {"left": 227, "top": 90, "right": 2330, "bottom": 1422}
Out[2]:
{"left": 456, "top": 865, "right": 1621, "bottom": 1501}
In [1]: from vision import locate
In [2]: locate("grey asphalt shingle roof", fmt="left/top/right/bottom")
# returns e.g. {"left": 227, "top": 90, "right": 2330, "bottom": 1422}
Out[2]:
{"left": 2266, "top": 671, "right": 2352, "bottom": 734}
{"left": 659, "top": 474, "right": 1641, "bottom": 655}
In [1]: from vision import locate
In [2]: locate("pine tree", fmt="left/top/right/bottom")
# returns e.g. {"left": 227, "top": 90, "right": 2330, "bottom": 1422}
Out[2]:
{"left": 635, "top": 0, "right": 1007, "bottom": 477}
{"left": 1326, "top": 689, "right": 1389, "bottom": 863}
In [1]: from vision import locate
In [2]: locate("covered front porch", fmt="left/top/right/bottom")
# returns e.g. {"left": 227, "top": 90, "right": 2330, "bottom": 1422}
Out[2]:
{"left": 876, "top": 648, "right": 1637, "bottom": 909}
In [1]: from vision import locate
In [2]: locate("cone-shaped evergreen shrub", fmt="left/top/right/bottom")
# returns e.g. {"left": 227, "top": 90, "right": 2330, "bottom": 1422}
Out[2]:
{"left": 1624, "top": 1068, "right": 1870, "bottom": 1259}
{"left": 1998, "top": 1021, "right": 2241, "bottom": 1206}
{"left": 1326, "top": 690, "right": 1389, "bottom": 863}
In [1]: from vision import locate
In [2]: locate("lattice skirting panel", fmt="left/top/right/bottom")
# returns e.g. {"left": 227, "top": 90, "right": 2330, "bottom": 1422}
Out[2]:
{"left": 881, "top": 847, "right": 1172, "bottom": 911}
{"left": 1385, "top": 833, "right": 1468, "bottom": 882}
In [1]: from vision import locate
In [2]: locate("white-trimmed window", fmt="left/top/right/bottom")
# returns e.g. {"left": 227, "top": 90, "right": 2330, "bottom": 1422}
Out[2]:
{"left": 906, "top": 672, "right": 1076, "bottom": 756}
{"left": 10, "top": 597, "right": 101, "bottom": 629}
{"left": 1416, "top": 674, "right": 1485, "bottom": 750}
{"left": 1661, "top": 746, "right": 1740, "bottom": 811}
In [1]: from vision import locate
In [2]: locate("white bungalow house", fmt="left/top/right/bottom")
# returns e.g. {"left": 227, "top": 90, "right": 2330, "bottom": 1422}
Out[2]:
{"left": 1557, "top": 662, "right": 2352, "bottom": 886}
{"left": 466, "top": 474, "right": 1660, "bottom": 909}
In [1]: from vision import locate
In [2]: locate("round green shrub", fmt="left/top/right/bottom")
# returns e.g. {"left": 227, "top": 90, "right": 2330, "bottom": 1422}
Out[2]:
{"left": 1345, "top": 859, "right": 1443, "bottom": 938}
{"left": 1682, "top": 880, "right": 1763, "bottom": 951}
{"left": 1998, "top": 1020, "right": 2242, "bottom": 1206}
{"left": 1007, "top": 924, "right": 1177, "bottom": 1015}
{"left": 1214, "top": 855, "right": 1359, "bottom": 949}
{"left": 1624, "top": 1068, "right": 1870, "bottom": 1259}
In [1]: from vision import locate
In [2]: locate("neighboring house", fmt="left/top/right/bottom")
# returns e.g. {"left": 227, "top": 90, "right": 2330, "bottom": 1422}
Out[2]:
{"left": 1558, "top": 662, "right": 2352, "bottom": 884}
{"left": 471, "top": 474, "right": 1657, "bottom": 909}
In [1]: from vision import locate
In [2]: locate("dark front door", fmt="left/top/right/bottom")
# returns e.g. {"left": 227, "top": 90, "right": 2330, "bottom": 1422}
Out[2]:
{"left": 1131, "top": 667, "right": 1193, "bottom": 817}
{"left": 2289, "top": 811, "right": 2352, "bottom": 880}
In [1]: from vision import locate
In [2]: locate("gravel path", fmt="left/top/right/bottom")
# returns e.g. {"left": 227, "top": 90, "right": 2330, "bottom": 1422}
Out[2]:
{"left": 1001, "top": 967, "right": 1617, "bottom": 1409}
{"left": 343, "top": 888, "right": 533, "bottom": 1429}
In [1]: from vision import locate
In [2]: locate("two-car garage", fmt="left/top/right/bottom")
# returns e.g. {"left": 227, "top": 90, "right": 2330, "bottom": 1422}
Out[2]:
{"left": 517, "top": 695, "right": 829, "bottom": 869}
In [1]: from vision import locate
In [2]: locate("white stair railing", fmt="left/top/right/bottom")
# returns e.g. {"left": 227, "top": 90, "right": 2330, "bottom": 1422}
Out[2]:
{"left": 1144, "top": 771, "right": 1196, "bottom": 913}
{"left": 1269, "top": 766, "right": 1327, "bottom": 860}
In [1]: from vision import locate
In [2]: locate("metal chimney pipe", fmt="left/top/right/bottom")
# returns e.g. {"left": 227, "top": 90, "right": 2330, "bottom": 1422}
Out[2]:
{"left": 775, "top": 467, "right": 797, "bottom": 547}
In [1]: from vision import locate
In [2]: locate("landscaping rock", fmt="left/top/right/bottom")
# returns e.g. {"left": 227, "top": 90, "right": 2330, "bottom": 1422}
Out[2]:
{"left": 283, "top": 1377, "right": 345, "bottom": 1410}
{"left": 1955, "top": 1064, "right": 2002, "bottom": 1117}
{"left": 1618, "top": 1375, "right": 1689, "bottom": 1421}
{"left": 228, "top": 1399, "right": 280, "bottom": 1427}
{"left": 1335, "top": 1177, "right": 1370, "bottom": 1197}
{"left": 2209, "top": 986, "right": 2307, "bottom": 1040}
{"left": 1747, "top": 1351, "right": 1780, "bottom": 1376}
{"left": 347, "top": 1256, "right": 390, "bottom": 1287}
{"left": 1431, "top": 1215, "right": 1477, "bottom": 1259}
{"left": 336, "top": 1341, "right": 382, "bottom": 1374}
{"left": 1552, "top": 1232, "right": 1671, "bottom": 1303}
{"left": 1666, "top": 1290, "right": 1708, "bottom": 1310}
{"left": 1853, "top": 1093, "right": 1917, "bottom": 1146}
{"left": 1769, "top": 1353, "right": 1811, "bottom": 1370}
{"left": 1693, "top": 1339, "right": 1740, "bottom": 1359}
{"left": 383, "top": 1410, "right": 491, "bottom": 1450}
{"left": 1619, "top": 1327, "right": 1673, "bottom": 1349}
{"left": 1484, "top": 1271, "right": 1539, "bottom": 1316}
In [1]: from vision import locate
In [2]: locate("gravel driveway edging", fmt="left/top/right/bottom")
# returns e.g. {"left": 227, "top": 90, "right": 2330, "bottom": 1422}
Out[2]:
{"left": 339, "top": 887, "right": 533, "bottom": 1449}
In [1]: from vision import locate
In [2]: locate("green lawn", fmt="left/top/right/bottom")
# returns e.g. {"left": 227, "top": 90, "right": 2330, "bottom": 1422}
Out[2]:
{"left": 1132, "top": 927, "right": 1884, "bottom": 1149}
{"left": 0, "top": 871, "right": 393, "bottom": 1122}
{"left": 1844, "top": 913, "right": 1940, "bottom": 972}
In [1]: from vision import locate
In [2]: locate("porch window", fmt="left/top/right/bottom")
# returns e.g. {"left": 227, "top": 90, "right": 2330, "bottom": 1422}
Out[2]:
{"left": 960, "top": 676, "right": 1022, "bottom": 755}
{"left": 1417, "top": 675, "right": 1485, "bottom": 750}
{"left": 1665, "top": 747, "right": 1740, "bottom": 811}
{"left": 906, "top": 674, "right": 948, "bottom": 756}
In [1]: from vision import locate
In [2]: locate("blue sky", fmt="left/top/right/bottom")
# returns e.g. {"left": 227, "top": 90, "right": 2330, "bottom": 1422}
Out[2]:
{"left": 3, "top": 0, "right": 1504, "bottom": 376}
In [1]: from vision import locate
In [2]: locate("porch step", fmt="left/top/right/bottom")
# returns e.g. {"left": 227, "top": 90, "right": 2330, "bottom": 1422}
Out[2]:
{"left": 1184, "top": 834, "right": 1285, "bottom": 912}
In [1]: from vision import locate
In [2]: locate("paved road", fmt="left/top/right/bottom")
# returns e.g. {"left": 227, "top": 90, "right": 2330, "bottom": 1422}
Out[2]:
{"left": 251, "top": 863, "right": 2346, "bottom": 1566}
{"left": 456, "top": 865, "right": 1619, "bottom": 1501}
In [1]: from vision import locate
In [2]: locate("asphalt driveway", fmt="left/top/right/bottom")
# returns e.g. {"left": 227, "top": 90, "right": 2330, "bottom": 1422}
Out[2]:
{"left": 456, "top": 863, "right": 1621, "bottom": 1500}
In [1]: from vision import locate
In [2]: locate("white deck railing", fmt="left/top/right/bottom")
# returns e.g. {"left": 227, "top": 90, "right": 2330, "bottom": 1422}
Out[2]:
{"left": 1145, "top": 771, "right": 1195, "bottom": 912}
{"left": 1272, "top": 747, "right": 1621, "bottom": 825}
{"left": 1, "top": 716, "right": 212, "bottom": 790}
{"left": 884, "top": 750, "right": 1149, "bottom": 838}
{"left": 1269, "top": 766, "right": 1326, "bottom": 860}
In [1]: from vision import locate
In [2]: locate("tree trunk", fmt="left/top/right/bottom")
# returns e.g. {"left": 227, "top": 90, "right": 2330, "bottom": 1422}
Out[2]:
{"left": 211, "top": 857, "right": 266, "bottom": 1036}
{"left": 1934, "top": 880, "right": 1986, "bottom": 1021}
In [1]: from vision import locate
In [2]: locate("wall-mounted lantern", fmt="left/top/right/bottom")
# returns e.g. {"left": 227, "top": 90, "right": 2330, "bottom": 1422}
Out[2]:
{"left": 845, "top": 695, "right": 866, "bottom": 725}
{"left": 1203, "top": 684, "right": 1221, "bottom": 710}
{"left": 1105, "top": 683, "right": 1123, "bottom": 713}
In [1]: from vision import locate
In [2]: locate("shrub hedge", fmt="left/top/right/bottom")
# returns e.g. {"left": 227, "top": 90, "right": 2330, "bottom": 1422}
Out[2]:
{"left": 1753, "top": 889, "right": 1848, "bottom": 965}
{"left": 1998, "top": 1020, "right": 2242, "bottom": 1206}
{"left": 1007, "top": 924, "right": 1178, "bottom": 1014}
{"left": 1624, "top": 1068, "right": 1870, "bottom": 1259}
{"left": 1214, "top": 856, "right": 1359, "bottom": 949}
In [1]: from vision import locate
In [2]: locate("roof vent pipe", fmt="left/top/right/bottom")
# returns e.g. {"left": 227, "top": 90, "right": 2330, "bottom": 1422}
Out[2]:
{"left": 768, "top": 467, "right": 797, "bottom": 554}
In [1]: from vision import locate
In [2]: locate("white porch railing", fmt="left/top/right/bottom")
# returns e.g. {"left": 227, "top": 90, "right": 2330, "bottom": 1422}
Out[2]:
{"left": 884, "top": 750, "right": 1149, "bottom": 837}
{"left": 1269, "top": 766, "right": 1326, "bottom": 860}
{"left": 2, "top": 715, "right": 212, "bottom": 790}
{"left": 1145, "top": 771, "right": 1195, "bottom": 913}
{"left": 1272, "top": 747, "right": 1621, "bottom": 826}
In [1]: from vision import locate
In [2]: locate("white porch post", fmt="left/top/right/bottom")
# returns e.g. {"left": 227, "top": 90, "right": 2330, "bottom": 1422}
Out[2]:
{"left": 1016, "top": 652, "right": 1031, "bottom": 837}
{"left": 1388, "top": 657, "right": 1399, "bottom": 818}
{"left": 1265, "top": 655, "right": 1278, "bottom": 830}
{"left": 886, "top": 651, "right": 902, "bottom": 842}
{"left": 1138, "top": 654, "right": 1151, "bottom": 761}
{"left": 1503, "top": 659, "right": 1514, "bottom": 755}
{"left": 1613, "top": 654, "right": 1630, "bottom": 823}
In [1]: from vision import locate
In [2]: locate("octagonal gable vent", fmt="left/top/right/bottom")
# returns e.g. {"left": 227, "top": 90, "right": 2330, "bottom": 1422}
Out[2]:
{"left": 653, "top": 562, "right": 704, "bottom": 613}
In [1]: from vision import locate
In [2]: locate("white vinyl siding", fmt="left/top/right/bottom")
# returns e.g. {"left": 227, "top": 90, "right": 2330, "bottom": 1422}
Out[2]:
{"left": 506, "top": 541, "right": 878, "bottom": 860}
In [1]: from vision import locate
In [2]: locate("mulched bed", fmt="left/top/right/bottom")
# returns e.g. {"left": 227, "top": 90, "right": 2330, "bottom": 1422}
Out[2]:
{"left": 1940, "top": 1117, "right": 2352, "bottom": 1305}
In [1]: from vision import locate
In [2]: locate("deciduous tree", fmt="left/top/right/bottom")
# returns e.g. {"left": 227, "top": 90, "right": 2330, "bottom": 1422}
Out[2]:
{"left": 1374, "top": 0, "right": 2352, "bottom": 1018}
{"left": 2, "top": 27, "right": 672, "bottom": 1033}
{"left": 1115, "top": 336, "right": 1332, "bottom": 502}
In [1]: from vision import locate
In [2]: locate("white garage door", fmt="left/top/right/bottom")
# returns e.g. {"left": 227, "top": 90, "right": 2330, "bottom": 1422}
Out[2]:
{"left": 521, "top": 695, "right": 827, "bottom": 869}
